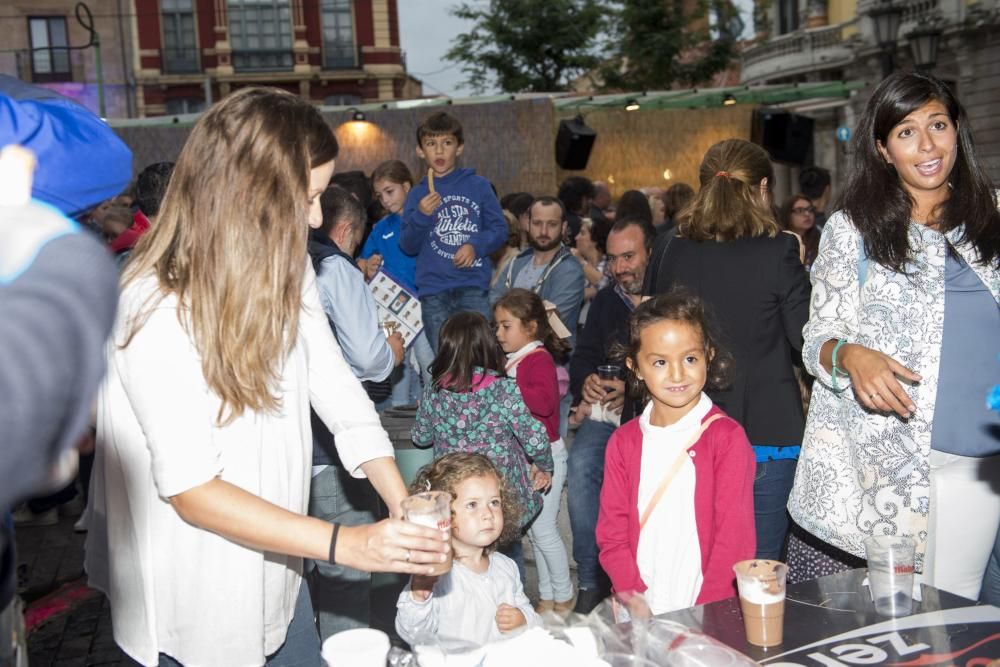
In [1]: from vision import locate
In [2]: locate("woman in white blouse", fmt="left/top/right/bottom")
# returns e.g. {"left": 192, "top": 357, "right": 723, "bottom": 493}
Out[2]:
{"left": 789, "top": 72, "right": 1000, "bottom": 599}
{"left": 85, "top": 88, "right": 449, "bottom": 666}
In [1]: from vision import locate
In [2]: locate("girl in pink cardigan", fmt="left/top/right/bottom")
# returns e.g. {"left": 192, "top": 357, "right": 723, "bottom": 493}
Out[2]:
{"left": 596, "top": 291, "right": 756, "bottom": 619}
{"left": 494, "top": 288, "right": 574, "bottom": 614}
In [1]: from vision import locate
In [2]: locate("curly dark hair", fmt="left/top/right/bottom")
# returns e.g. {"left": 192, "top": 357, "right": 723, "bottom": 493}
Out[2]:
{"left": 410, "top": 453, "right": 522, "bottom": 553}
{"left": 617, "top": 289, "right": 733, "bottom": 403}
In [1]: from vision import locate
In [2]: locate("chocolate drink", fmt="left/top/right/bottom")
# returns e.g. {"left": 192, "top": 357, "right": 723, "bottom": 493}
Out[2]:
{"left": 738, "top": 597, "right": 784, "bottom": 647}
{"left": 733, "top": 559, "right": 787, "bottom": 648}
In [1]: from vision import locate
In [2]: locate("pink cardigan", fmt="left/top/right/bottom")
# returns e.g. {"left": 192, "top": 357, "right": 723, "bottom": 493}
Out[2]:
{"left": 510, "top": 348, "right": 561, "bottom": 442}
{"left": 596, "top": 405, "right": 757, "bottom": 606}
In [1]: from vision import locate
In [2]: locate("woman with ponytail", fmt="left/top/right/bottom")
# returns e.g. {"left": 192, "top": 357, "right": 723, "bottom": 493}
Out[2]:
{"left": 643, "top": 139, "right": 811, "bottom": 562}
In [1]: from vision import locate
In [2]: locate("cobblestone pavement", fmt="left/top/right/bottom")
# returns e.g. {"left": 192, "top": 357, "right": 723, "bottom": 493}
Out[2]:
{"left": 16, "top": 514, "right": 127, "bottom": 666}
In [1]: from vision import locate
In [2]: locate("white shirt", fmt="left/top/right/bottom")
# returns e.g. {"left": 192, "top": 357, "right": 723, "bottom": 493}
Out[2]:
{"left": 395, "top": 553, "right": 541, "bottom": 647}
{"left": 635, "top": 395, "right": 711, "bottom": 614}
{"left": 85, "top": 264, "right": 394, "bottom": 667}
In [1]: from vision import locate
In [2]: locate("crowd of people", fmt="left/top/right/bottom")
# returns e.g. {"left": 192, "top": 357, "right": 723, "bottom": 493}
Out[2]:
{"left": 1, "top": 69, "right": 998, "bottom": 666}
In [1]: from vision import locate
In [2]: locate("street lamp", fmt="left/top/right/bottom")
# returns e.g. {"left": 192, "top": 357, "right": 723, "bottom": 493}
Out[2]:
{"left": 907, "top": 21, "right": 943, "bottom": 73}
{"left": 868, "top": 0, "right": 904, "bottom": 77}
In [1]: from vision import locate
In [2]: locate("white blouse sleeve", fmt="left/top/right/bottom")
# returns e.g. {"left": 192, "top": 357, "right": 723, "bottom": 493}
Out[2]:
{"left": 299, "top": 262, "right": 394, "bottom": 476}
{"left": 117, "top": 302, "right": 224, "bottom": 499}
{"left": 802, "top": 211, "right": 862, "bottom": 393}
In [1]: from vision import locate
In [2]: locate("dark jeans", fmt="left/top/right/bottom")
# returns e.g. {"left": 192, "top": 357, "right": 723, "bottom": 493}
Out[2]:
{"left": 132, "top": 581, "right": 320, "bottom": 666}
{"left": 306, "top": 465, "right": 379, "bottom": 641}
{"left": 420, "top": 287, "right": 491, "bottom": 353}
{"left": 566, "top": 418, "right": 616, "bottom": 591}
{"left": 753, "top": 458, "right": 798, "bottom": 560}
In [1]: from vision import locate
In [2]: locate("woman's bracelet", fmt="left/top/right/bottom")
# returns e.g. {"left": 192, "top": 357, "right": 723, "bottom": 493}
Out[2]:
{"left": 831, "top": 339, "right": 849, "bottom": 391}
{"left": 328, "top": 523, "right": 341, "bottom": 564}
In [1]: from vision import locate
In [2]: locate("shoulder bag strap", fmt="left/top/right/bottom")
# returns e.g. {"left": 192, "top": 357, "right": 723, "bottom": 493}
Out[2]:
{"left": 638, "top": 413, "right": 724, "bottom": 531}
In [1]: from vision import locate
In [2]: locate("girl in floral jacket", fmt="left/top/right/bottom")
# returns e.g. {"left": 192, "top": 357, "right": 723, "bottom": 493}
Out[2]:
{"left": 411, "top": 312, "right": 554, "bottom": 532}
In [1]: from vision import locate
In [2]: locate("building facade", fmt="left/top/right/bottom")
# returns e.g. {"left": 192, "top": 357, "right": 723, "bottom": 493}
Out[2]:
{"left": 742, "top": 0, "right": 1000, "bottom": 193}
{"left": 0, "top": 0, "right": 421, "bottom": 118}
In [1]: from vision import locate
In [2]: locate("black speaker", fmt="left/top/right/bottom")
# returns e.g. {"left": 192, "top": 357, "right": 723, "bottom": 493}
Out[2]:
{"left": 752, "top": 110, "right": 814, "bottom": 165}
{"left": 555, "top": 116, "right": 597, "bottom": 170}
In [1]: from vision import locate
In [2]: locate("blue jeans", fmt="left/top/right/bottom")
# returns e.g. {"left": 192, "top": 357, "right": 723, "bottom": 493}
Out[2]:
{"left": 306, "top": 465, "right": 379, "bottom": 640}
{"left": 420, "top": 287, "right": 491, "bottom": 353}
{"left": 980, "top": 523, "right": 1000, "bottom": 605}
{"left": 753, "top": 458, "right": 798, "bottom": 560}
{"left": 389, "top": 330, "right": 434, "bottom": 407}
{"left": 142, "top": 581, "right": 320, "bottom": 666}
{"left": 527, "top": 447, "right": 572, "bottom": 602}
{"left": 567, "top": 418, "right": 616, "bottom": 590}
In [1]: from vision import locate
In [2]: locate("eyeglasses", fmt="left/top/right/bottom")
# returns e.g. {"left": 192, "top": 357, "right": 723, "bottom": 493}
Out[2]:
{"left": 791, "top": 206, "right": 816, "bottom": 215}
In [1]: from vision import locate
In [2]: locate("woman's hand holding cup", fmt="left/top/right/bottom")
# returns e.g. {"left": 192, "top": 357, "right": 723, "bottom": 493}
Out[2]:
{"left": 356, "top": 518, "right": 450, "bottom": 576}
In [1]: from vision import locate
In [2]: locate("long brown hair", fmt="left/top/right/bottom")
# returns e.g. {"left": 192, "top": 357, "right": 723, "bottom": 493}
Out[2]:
{"left": 678, "top": 139, "right": 779, "bottom": 241}
{"left": 123, "top": 87, "right": 339, "bottom": 424}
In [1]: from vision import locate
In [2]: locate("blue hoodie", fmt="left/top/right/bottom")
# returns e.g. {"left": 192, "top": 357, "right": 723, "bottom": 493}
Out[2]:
{"left": 400, "top": 167, "right": 507, "bottom": 297}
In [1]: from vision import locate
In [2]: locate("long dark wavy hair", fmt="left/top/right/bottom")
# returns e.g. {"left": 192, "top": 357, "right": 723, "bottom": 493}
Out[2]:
{"left": 840, "top": 72, "right": 1000, "bottom": 272}
{"left": 431, "top": 311, "right": 506, "bottom": 392}
{"left": 618, "top": 289, "right": 733, "bottom": 404}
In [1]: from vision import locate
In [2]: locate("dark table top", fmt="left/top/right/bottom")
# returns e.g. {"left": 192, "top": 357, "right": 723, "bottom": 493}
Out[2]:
{"left": 655, "top": 569, "right": 1000, "bottom": 664}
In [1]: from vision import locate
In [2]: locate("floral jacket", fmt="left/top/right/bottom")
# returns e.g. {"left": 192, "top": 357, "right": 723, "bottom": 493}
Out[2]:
{"left": 411, "top": 369, "right": 553, "bottom": 526}
{"left": 788, "top": 211, "right": 1000, "bottom": 571}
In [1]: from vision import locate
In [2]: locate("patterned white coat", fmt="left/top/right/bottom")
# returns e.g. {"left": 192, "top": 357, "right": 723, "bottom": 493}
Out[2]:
{"left": 788, "top": 211, "right": 1000, "bottom": 571}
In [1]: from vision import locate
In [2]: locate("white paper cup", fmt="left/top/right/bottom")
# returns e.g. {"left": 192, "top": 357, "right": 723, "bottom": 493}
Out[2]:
{"left": 321, "top": 628, "right": 390, "bottom": 667}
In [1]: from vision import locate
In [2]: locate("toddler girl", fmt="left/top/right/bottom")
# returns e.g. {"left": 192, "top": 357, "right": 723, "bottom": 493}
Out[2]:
{"left": 597, "top": 290, "right": 756, "bottom": 618}
{"left": 411, "top": 311, "right": 553, "bottom": 533}
{"left": 396, "top": 453, "right": 542, "bottom": 645}
{"left": 494, "top": 289, "right": 573, "bottom": 614}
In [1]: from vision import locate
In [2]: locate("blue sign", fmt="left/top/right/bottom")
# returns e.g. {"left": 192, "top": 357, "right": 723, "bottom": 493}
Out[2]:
{"left": 836, "top": 126, "right": 852, "bottom": 142}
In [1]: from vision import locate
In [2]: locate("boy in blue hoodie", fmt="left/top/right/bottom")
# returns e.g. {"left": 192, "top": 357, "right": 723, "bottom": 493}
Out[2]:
{"left": 400, "top": 111, "right": 507, "bottom": 352}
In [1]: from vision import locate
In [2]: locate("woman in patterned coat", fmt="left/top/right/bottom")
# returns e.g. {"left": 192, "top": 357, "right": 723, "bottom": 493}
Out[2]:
{"left": 789, "top": 72, "right": 1000, "bottom": 600}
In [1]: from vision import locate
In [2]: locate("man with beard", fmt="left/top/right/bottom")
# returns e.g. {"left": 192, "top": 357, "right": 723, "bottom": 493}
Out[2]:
{"left": 490, "top": 196, "right": 585, "bottom": 346}
{"left": 566, "top": 217, "right": 654, "bottom": 614}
